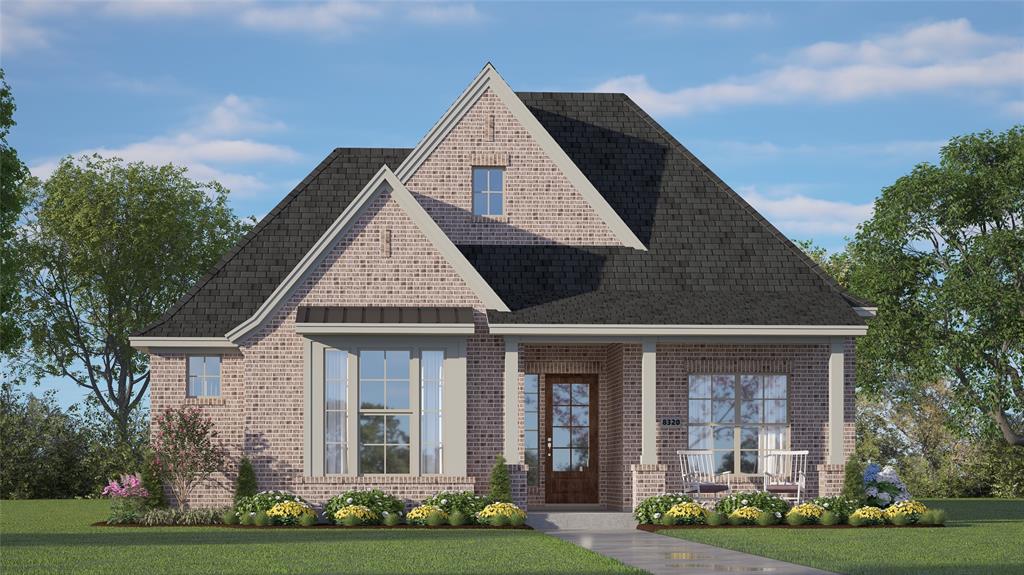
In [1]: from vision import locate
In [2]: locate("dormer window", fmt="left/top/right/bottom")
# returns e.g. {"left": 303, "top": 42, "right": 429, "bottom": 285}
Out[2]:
{"left": 472, "top": 167, "right": 504, "bottom": 216}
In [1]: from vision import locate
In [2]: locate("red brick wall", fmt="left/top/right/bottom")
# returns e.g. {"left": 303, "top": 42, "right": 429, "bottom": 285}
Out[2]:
{"left": 405, "top": 88, "right": 622, "bottom": 246}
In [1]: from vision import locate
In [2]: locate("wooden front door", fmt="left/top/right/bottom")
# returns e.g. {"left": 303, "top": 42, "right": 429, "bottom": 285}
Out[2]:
{"left": 545, "top": 374, "right": 599, "bottom": 504}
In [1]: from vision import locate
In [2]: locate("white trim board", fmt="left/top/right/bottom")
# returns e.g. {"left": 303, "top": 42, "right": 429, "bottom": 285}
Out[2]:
{"left": 294, "top": 323, "right": 474, "bottom": 335}
{"left": 393, "top": 63, "right": 646, "bottom": 251}
{"left": 224, "top": 166, "right": 508, "bottom": 344}
{"left": 129, "top": 337, "right": 238, "bottom": 352}
{"left": 487, "top": 324, "right": 869, "bottom": 336}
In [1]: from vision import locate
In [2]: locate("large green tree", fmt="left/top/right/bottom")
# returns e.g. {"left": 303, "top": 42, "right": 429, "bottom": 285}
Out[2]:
{"left": 848, "top": 126, "right": 1024, "bottom": 446}
{"left": 17, "top": 155, "right": 250, "bottom": 441}
{"left": 1, "top": 68, "right": 29, "bottom": 355}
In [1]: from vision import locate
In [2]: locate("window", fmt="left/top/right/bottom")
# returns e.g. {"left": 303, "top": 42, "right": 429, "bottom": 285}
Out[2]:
{"left": 325, "top": 350, "right": 348, "bottom": 474}
{"left": 187, "top": 356, "right": 220, "bottom": 397}
{"left": 687, "top": 374, "right": 788, "bottom": 475}
{"left": 359, "top": 351, "right": 411, "bottom": 474}
{"left": 472, "top": 167, "right": 504, "bottom": 216}
{"left": 420, "top": 351, "right": 444, "bottom": 474}
{"left": 523, "top": 374, "right": 540, "bottom": 485}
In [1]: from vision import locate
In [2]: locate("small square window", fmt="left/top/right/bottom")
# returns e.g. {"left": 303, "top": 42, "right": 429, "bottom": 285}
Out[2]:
{"left": 186, "top": 356, "right": 221, "bottom": 397}
{"left": 472, "top": 167, "right": 504, "bottom": 216}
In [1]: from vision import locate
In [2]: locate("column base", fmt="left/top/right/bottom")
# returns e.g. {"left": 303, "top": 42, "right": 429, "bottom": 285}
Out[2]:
{"left": 631, "top": 464, "right": 668, "bottom": 511}
{"left": 817, "top": 463, "right": 845, "bottom": 497}
{"left": 507, "top": 464, "right": 528, "bottom": 511}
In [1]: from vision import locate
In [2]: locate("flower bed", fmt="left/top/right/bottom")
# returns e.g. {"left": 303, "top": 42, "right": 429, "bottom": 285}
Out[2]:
{"left": 637, "top": 499, "right": 945, "bottom": 530}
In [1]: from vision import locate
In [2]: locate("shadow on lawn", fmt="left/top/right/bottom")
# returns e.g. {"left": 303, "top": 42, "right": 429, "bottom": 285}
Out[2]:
{"left": 4, "top": 529, "right": 537, "bottom": 548}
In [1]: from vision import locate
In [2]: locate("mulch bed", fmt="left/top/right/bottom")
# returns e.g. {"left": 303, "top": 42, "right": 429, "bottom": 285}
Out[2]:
{"left": 638, "top": 523, "right": 943, "bottom": 531}
{"left": 92, "top": 521, "right": 531, "bottom": 530}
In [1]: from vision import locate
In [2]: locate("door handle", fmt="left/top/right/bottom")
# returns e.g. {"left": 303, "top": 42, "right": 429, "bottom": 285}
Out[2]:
{"left": 546, "top": 436, "right": 552, "bottom": 459}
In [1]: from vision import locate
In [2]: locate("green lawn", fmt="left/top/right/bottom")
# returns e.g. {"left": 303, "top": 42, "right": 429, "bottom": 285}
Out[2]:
{"left": 660, "top": 498, "right": 1024, "bottom": 575}
{"left": 0, "top": 500, "right": 642, "bottom": 575}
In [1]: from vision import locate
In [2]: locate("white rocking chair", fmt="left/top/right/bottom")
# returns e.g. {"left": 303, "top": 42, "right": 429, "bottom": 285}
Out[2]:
{"left": 760, "top": 449, "right": 808, "bottom": 503}
{"left": 677, "top": 450, "right": 732, "bottom": 500}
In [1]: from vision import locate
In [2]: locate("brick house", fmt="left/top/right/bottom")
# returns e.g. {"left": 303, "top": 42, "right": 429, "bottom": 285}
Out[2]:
{"left": 131, "top": 65, "right": 871, "bottom": 511}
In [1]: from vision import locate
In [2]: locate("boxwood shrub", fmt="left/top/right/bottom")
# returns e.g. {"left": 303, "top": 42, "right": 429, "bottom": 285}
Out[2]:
{"left": 325, "top": 489, "right": 404, "bottom": 525}
{"left": 633, "top": 493, "right": 694, "bottom": 524}
{"left": 422, "top": 491, "right": 491, "bottom": 524}
{"left": 715, "top": 492, "right": 789, "bottom": 516}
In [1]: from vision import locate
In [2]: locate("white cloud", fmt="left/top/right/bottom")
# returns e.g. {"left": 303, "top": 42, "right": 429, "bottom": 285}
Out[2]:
{"left": 737, "top": 186, "right": 874, "bottom": 236}
{"left": 0, "top": 1, "right": 72, "bottom": 54}
{"left": 237, "top": 1, "right": 382, "bottom": 34}
{"left": 405, "top": 3, "right": 482, "bottom": 25}
{"left": 635, "top": 11, "right": 773, "bottom": 30}
{"left": 597, "top": 19, "right": 1024, "bottom": 116}
{"left": 29, "top": 95, "right": 299, "bottom": 197}
{"left": 702, "top": 139, "right": 945, "bottom": 160}
{"left": 100, "top": 0, "right": 217, "bottom": 19}
{"left": 1003, "top": 100, "right": 1024, "bottom": 117}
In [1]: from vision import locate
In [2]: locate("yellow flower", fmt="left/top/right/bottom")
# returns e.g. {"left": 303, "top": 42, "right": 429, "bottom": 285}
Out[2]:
{"left": 729, "top": 506, "right": 762, "bottom": 523}
{"left": 267, "top": 500, "right": 314, "bottom": 523}
{"left": 788, "top": 503, "right": 825, "bottom": 521}
{"left": 851, "top": 506, "right": 886, "bottom": 525}
{"left": 407, "top": 505, "right": 447, "bottom": 525}
{"left": 475, "top": 502, "right": 526, "bottom": 522}
{"left": 333, "top": 505, "right": 377, "bottom": 524}
{"left": 666, "top": 502, "right": 707, "bottom": 524}
{"left": 885, "top": 500, "right": 927, "bottom": 522}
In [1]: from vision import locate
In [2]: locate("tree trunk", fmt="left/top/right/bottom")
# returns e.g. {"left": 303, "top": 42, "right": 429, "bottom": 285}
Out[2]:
{"left": 992, "top": 408, "right": 1024, "bottom": 447}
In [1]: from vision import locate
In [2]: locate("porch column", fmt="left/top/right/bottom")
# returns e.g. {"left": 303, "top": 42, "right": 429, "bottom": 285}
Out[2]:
{"left": 641, "top": 339, "right": 657, "bottom": 465}
{"left": 828, "top": 337, "right": 845, "bottom": 464}
{"left": 503, "top": 336, "right": 520, "bottom": 463}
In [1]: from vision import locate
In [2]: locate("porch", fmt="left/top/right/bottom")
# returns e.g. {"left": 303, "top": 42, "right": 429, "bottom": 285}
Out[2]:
{"left": 497, "top": 336, "right": 854, "bottom": 511}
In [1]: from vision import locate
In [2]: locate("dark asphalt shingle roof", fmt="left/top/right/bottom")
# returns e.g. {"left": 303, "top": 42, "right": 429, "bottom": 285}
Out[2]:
{"left": 141, "top": 93, "right": 864, "bottom": 338}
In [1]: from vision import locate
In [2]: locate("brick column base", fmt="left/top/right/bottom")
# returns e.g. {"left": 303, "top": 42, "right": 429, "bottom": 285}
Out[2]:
{"left": 631, "top": 464, "right": 668, "bottom": 511}
{"left": 508, "top": 464, "right": 528, "bottom": 511}
{"left": 817, "top": 464, "right": 845, "bottom": 497}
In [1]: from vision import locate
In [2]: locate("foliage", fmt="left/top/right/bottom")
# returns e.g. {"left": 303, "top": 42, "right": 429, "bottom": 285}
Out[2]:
{"left": 382, "top": 512, "right": 402, "bottom": 526}
{"left": 407, "top": 505, "right": 447, "bottom": 525}
{"left": 787, "top": 503, "right": 825, "bottom": 523}
{"left": 253, "top": 511, "right": 270, "bottom": 527}
{"left": 235, "top": 491, "right": 310, "bottom": 518}
{"left": 489, "top": 454, "right": 512, "bottom": 502}
{"left": 841, "top": 451, "right": 867, "bottom": 502}
{"left": 234, "top": 457, "right": 257, "bottom": 503}
{"left": 705, "top": 511, "right": 727, "bottom": 526}
{"left": 151, "top": 407, "right": 227, "bottom": 510}
{"left": 425, "top": 510, "right": 447, "bottom": 527}
{"left": 728, "top": 506, "right": 762, "bottom": 525}
{"left": 324, "top": 489, "right": 403, "bottom": 522}
{"left": 267, "top": 500, "right": 315, "bottom": 525}
{"left": 715, "top": 492, "right": 789, "bottom": 516}
{"left": 758, "top": 510, "right": 780, "bottom": 526}
{"left": 140, "top": 450, "right": 166, "bottom": 509}
{"left": 0, "top": 68, "right": 30, "bottom": 355}
{"left": 784, "top": 511, "right": 807, "bottom": 526}
{"left": 422, "top": 490, "right": 490, "bottom": 523}
{"left": 298, "top": 512, "right": 317, "bottom": 527}
{"left": 664, "top": 502, "right": 707, "bottom": 525}
{"left": 820, "top": 510, "right": 840, "bottom": 526}
{"left": 138, "top": 507, "right": 225, "bottom": 526}
{"left": 862, "top": 463, "right": 910, "bottom": 508}
{"left": 14, "top": 154, "right": 250, "bottom": 441}
{"left": 809, "top": 496, "right": 861, "bottom": 522}
{"left": 102, "top": 473, "right": 149, "bottom": 499}
{"left": 846, "top": 126, "right": 1024, "bottom": 447}
{"left": 885, "top": 500, "right": 928, "bottom": 524}
{"left": 920, "top": 508, "right": 947, "bottom": 526}
{"left": 632, "top": 492, "right": 694, "bottom": 524}
{"left": 221, "top": 509, "right": 239, "bottom": 525}
{"left": 849, "top": 506, "right": 886, "bottom": 526}
{"left": 476, "top": 502, "right": 526, "bottom": 524}
{"left": 448, "top": 510, "right": 467, "bottom": 526}
{"left": 332, "top": 504, "right": 377, "bottom": 526}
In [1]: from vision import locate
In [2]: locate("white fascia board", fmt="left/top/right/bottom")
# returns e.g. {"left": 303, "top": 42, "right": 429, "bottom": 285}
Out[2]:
{"left": 224, "top": 166, "right": 508, "bottom": 344}
{"left": 294, "top": 323, "right": 474, "bottom": 335}
{"left": 393, "top": 63, "right": 646, "bottom": 251}
{"left": 129, "top": 337, "right": 238, "bottom": 352}
{"left": 853, "top": 307, "right": 878, "bottom": 318}
{"left": 488, "top": 324, "right": 869, "bottom": 336}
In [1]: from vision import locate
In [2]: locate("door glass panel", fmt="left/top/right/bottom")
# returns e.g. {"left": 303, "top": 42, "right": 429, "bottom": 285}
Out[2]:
{"left": 552, "top": 448, "right": 571, "bottom": 471}
{"left": 571, "top": 428, "right": 589, "bottom": 448}
{"left": 571, "top": 449, "right": 589, "bottom": 470}
{"left": 525, "top": 412, "right": 538, "bottom": 430}
{"left": 551, "top": 405, "right": 571, "bottom": 427}
{"left": 552, "top": 426, "right": 570, "bottom": 448}
{"left": 571, "top": 406, "right": 589, "bottom": 426}
{"left": 552, "top": 384, "right": 572, "bottom": 405}
{"left": 571, "top": 384, "right": 589, "bottom": 405}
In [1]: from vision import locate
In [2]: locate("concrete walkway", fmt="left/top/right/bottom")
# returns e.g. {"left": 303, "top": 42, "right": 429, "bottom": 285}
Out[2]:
{"left": 528, "top": 513, "right": 834, "bottom": 575}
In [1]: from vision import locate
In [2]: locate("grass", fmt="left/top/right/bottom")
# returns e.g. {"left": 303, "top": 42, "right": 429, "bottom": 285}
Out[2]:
{"left": 659, "top": 498, "right": 1024, "bottom": 575}
{"left": 0, "top": 500, "right": 642, "bottom": 575}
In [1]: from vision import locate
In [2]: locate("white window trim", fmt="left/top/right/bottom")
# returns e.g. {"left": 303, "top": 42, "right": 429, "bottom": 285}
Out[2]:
{"left": 472, "top": 166, "right": 504, "bottom": 217}
{"left": 186, "top": 355, "right": 221, "bottom": 398}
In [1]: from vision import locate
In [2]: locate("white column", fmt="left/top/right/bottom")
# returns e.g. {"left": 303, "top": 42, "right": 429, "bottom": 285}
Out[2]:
{"left": 641, "top": 339, "right": 658, "bottom": 465}
{"left": 502, "top": 336, "right": 520, "bottom": 463}
{"left": 828, "top": 337, "right": 846, "bottom": 465}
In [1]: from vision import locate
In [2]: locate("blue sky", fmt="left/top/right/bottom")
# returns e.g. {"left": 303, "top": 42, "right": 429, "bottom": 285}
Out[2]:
{"left": 3, "top": 1, "right": 1023, "bottom": 407}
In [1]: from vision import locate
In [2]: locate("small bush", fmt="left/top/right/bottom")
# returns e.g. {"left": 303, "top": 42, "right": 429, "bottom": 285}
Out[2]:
{"left": 423, "top": 491, "right": 491, "bottom": 524}
{"left": 325, "top": 490, "right": 403, "bottom": 523}
{"left": 253, "top": 511, "right": 270, "bottom": 526}
{"left": 407, "top": 505, "right": 447, "bottom": 526}
{"left": 383, "top": 512, "right": 402, "bottom": 526}
{"left": 757, "top": 511, "right": 778, "bottom": 526}
{"left": 138, "top": 508, "right": 177, "bottom": 526}
{"left": 332, "top": 505, "right": 378, "bottom": 526}
{"left": 716, "top": 492, "right": 788, "bottom": 516}
{"left": 107, "top": 498, "right": 146, "bottom": 524}
{"left": 786, "top": 503, "right": 825, "bottom": 525}
{"left": 139, "top": 507, "right": 226, "bottom": 526}
{"left": 884, "top": 500, "right": 928, "bottom": 524}
{"left": 889, "top": 513, "right": 911, "bottom": 526}
{"left": 476, "top": 502, "right": 526, "bottom": 525}
{"left": 141, "top": 450, "right": 167, "bottom": 509}
{"left": 728, "top": 506, "right": 764, "bottom": 526}
{"left": 425, "top": 511, "right": 447, "bottom": 527}
{"left": 509, "top": 513, "right": 526, "bottom": 527}
{"left": 706, "top": 511, "right": 727, "bottom": 526}
{"left": 222, "top": 509, "right": 239, "bottom": 525}
{"left": 920, "top": 509, "right": 946, "bottom": 526}
{"left": 299, "top": 512, "right": 317, "bottom": 527}
{"left": 489, "top": 455, "right": 512, "bottom": 503}
{"left": 785, "top": 512, "right": 808, "bottom": 526}
{"left": 236, "top": 491, "right": 311, "bottom": 518}
{"left": 633, "top": 493, "right": 694, "bottom": 524}
{"left": 448, "top": 511, "right": 467, "bottom": 526}
{"left": 810, "top": 496, "right": 860, "bottom": 522}
{"left": 234, "top": 457, "right": 257, "bottom": 503}
{"left": 820, "top": 511, "right": 840, "bottom": 526}
{"left": 490, "top": 514, "right": 509, "bottom": 527}
{"left": 661, "top": 513, "right": 677, "bottom": 526}
{"left": 239, "top": 512, "right": 253, "bottom": 526}
{"left": 342, "top": 514, "right": 360, "bottom": 527}
{"left": 267, "top": 500, "right": 315, "bottom": 525}
{"left": 849, "top": 506, "right": 885, "bottom": 526}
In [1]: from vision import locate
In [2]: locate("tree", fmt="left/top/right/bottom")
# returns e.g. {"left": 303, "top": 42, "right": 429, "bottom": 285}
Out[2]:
{"left": 234, "top": 456, "right": 257, "bottom": 503}
{"left": 489, "top": 454, "right": 511, "bottom": 503}
{"left": 1, "top": 68, "right": 29, "bottom": 355}
{"left": 151, "top": 406, "right": 227, "bottom": 510}
{"left": 847, "top": 126, "right": 1024, "bottom": 446}
{"left": 16, "top": 155, "right": 250, "bottom": 442}
{"left": 793, "top": 239, "right": 855, "bottom": 289}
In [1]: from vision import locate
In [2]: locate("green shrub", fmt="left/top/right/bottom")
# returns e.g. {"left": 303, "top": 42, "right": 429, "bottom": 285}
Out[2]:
{"left": 138, "top": 507, "right": 225, "bottom": 526}
{"left": 661, "top": 513, "right": 677, "bottom": 526}
{"left": 342, "top": 514, "right": 360, "bottom": 527}
{"left": 140, "top": 450, "right": 167, "bottom": 509}
{"left": 235, "top": 491, "right": 310, "bottom": 517}
{"left": 239, "top": 512, "right": 253, "bottom": 525}
{"left": 785, "top": 512, "right": 808, "bottom": 526}
{"left": 107, "top": 498, "right": 146, "bottom": 524}
{"left": 253, "top": 511, "right": 270, "bottom": 526}
{"left": 757, "top": 511, "right": 778, "bottom": 526}
{"left": 715, "top": 492, "right": 788, "bottom": 516}
{"left": 489, "top": 514, "right": 509, "bottom": 527}
{"left": 489, "top": 455, "right": 512, "bottom": 503}
{"left": 425, "top": 511, "right": 447, "bottom": 527}
{"left": 234, "top": 457, "right": 257, "bottom": 503}
{"left": 842, "top": 454, "right": 867, "bottom": 502}
{"left": 448, "top": 511, "right": 467, "bottom": 526}
{"left": 222, "top": 509, "right": 239, "bottom": 525}
{"left": 423, "top": 491, "right": 491, "bottom": 524}
{"left": 706, "top": 511, "right": 726, "bottom": 526}
{"left": 848, "top": 514, "right": 868, "bottom": 527}
{"left": 632, "top": 493, "right": 694, "bottom": 524}
{"left": 921, "top": 509, "right": 946, "bottom": 526}
{"left": 809, "top": 496, "right": 860, "bottom": 522}
{"left": 299, "top": 512, "right": 317, "bottom": 527}
{"left": 383, "top": 512, "right": 401, "bottom": 526}
{"left": 324, "top": 489, "right": 403, "bottom": 523}
{"left": 137, "top": 508, "right": 176, "bottom": 526}
{"left": 509, "top": 513, "right": 526, "bottom": 527}
{"left": 820, "top": 511, "right": 839, "bottom": 526}
{"left": 889, "top": 513, "right": 912, "bottom": 526}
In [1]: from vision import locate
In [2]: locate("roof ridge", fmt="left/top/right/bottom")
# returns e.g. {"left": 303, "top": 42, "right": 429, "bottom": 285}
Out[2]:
{"left": 615, "top": 94, "right": 869, "bottom": 309}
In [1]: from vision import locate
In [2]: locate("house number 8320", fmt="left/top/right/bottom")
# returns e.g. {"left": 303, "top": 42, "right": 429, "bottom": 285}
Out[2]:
{"left": 661, "top": 418, "right": 681, "bottom": 426}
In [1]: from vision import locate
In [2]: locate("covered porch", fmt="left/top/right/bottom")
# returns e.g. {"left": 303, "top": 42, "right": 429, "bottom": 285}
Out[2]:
{"left": 496, "top": 332, "right": 856, "bottom": 511}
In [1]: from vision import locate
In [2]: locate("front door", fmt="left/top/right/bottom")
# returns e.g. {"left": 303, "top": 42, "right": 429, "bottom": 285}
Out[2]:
{"left": 545, "top": 374, "right": 599, "bottom": 504}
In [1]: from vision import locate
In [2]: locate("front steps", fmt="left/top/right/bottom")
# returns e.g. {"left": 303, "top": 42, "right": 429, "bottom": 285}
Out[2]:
{"left": 526, "top": 511, "right": 635, "bottom": 531}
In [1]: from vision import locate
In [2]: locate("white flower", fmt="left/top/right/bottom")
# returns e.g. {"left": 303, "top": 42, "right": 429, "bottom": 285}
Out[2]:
{"left": 441, "top": 499, "right": 448, "bottom": 505}
{"left": 653, "top": 513, "right": 662, "bottom": 519}
{"left": 775, "top": 512, "right": 782, "bottom": 518}
{"left": 275, "top": 496, "right": 281, "bottom": 500}
{"left": 822, "top": 503, "right": 830, "bottom": 508}
{"left": 382, "top": 511, "right": 389, "bottom": 517}
{"left": 741, "top": 499, "right": 748, "bottom": 505}
{"left": 346, "top": 498, "right": 353, "bottom": 504}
